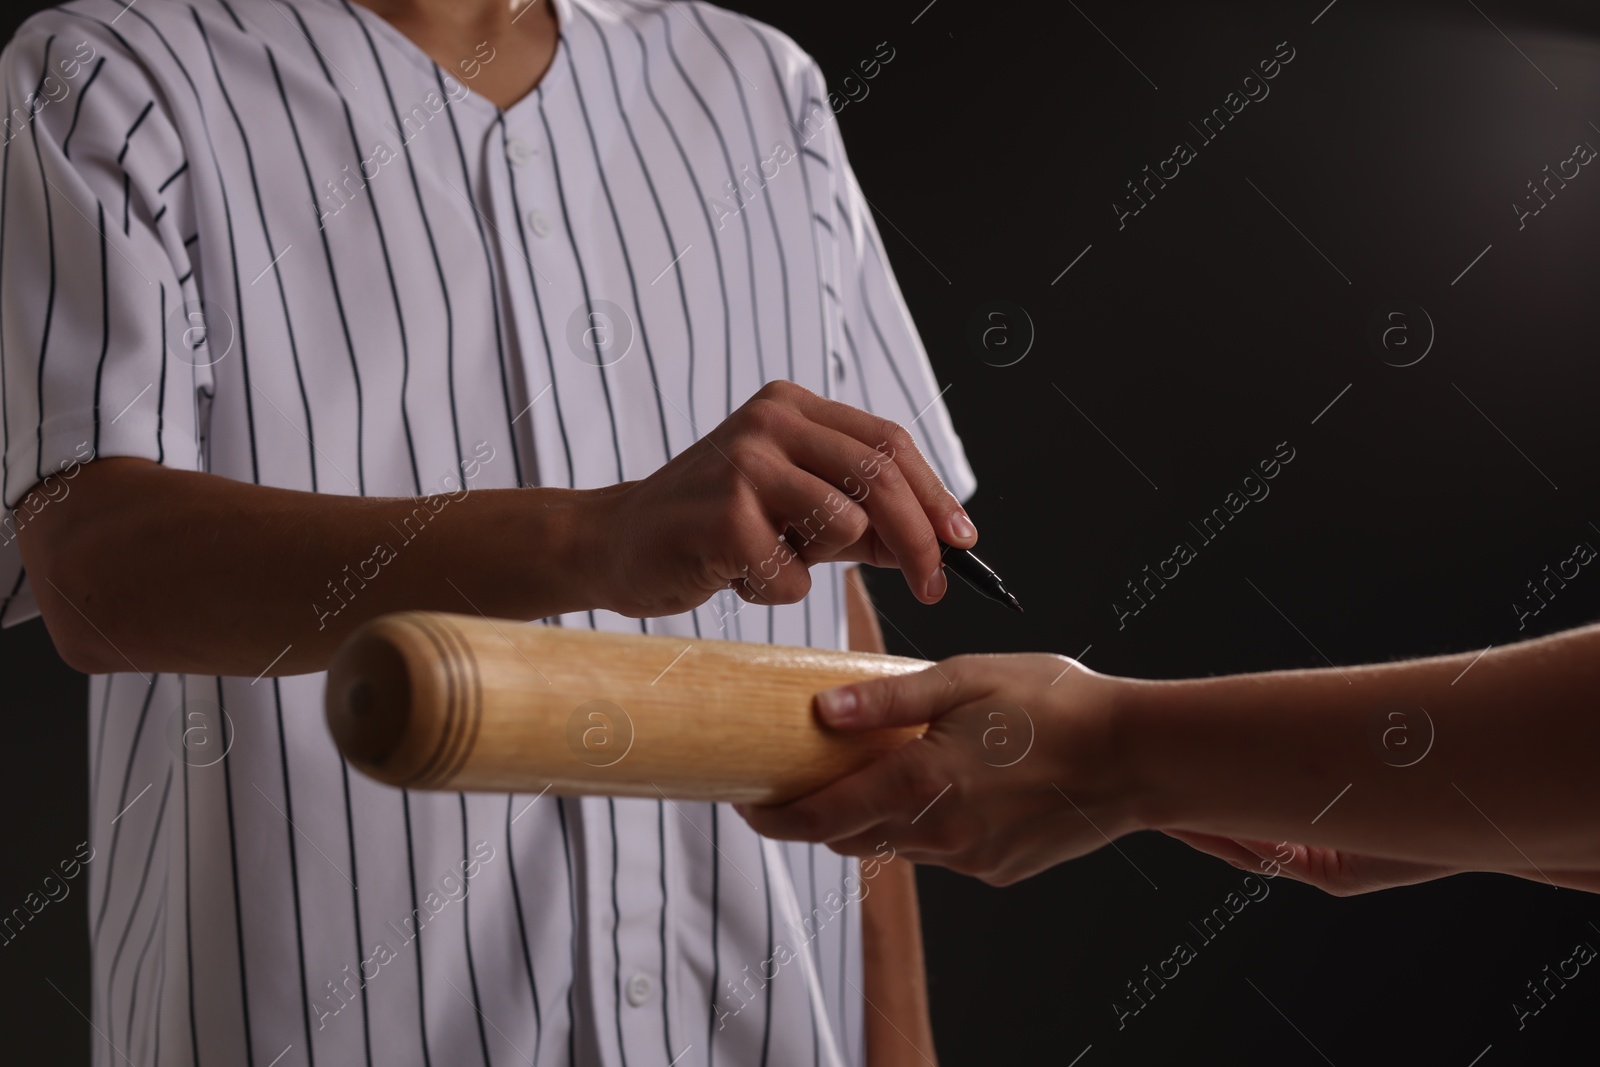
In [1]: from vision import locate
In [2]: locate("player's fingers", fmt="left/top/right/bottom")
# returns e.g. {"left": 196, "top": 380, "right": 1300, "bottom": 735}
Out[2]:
{"left": 821, "top": 827, "right": 901, "bottom": 859}
{"left": 1165, "top": 830, "right": 1269, "bottom": 873}
{"left": 731, "top": 547, "right": 811, "bottom": 606}
{"left": 760, "top": 381, "right": 977, "bottom": 551}
{"left": 814, "top": 660, "right": 982, "bottom": 732}
{"left": 756, "top": 471, "right": 870, "bottom": 561}
{"left": 738, "top": 737, "right": 942, "bottom": 846}
{"left": 722, "top": 519, "right": 812, "bottom": 606}
{"left": 776, "top": 419, "right": 948, "bottom": 603}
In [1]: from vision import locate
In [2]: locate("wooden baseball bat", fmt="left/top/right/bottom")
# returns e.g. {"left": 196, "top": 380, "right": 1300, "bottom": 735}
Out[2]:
{"left": 325, "top": 610, "right": 930, "bottom": 804}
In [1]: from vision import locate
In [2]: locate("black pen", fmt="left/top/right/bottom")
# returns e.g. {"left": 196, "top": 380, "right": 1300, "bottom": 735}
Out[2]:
{"left": 941, "top": 543, "right": 1023, "bottom": 613}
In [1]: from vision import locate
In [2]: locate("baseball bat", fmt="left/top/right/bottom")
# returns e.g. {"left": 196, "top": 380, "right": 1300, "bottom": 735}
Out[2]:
{"left": 325, "top": 610, "right": 930, "bottom": 804}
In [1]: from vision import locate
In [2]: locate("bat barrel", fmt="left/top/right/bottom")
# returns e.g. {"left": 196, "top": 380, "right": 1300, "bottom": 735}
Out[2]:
{"left": 325, "top": 611, "right": 928, "bottom": 804}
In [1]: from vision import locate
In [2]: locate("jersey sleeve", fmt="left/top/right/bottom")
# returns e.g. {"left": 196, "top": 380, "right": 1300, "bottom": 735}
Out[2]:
{"left": 801, "top": 59, "right": 978, "bottom": 506}
{"left": 0, "top": 21, "right": 207, "bottom": 627}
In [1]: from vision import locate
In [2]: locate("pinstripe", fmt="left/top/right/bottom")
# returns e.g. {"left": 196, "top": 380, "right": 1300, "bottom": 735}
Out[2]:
{"left": 153, "top": 282, "right": 167, "bottom": 460}
{"left": 61, "top": 54, "right": 106, "bottom": 159}
{"left": 459, "top": 795, "right": 493, "bottom": 1067}
{"left": 556, "top": 796, "right": 579, "bottom": 1067}
{"left": 707, "top": 802, "right": 721, "bottom": 1067}
{"left": 268, "top": 675, "right": 319, "bottom": 1067}
{"left": 90, "top": 199, "right": 110, "bottom": 451}
{"left": 400, "top": 791, "right": 435, "bottom": 1067}
{"left": 182, "top": 692, "right": 198, "bottom": 1067}
{"left": 92, "top": 673, "right": 161, "bottom": 946}
{"left": 335, "top": 757, "right": 375, "bottom": 1067}
{"left": 836, "top": 854, "right": 848, "bottom": 1043}
{"left": 840, "top": 321, "right": 870, "bottom": 411}
{"left": 0, "top": 82, "right": 10, "bottom": 511}
{"left": 135, "top": 903, "right": 170, "bottom": 1065}
{"left": 504, "top": 793, "right": 545, "bottom": 1062}
{"left": 608, "top": 797, "right": 632, "bottom": 1067}
{"left": 806, "top": 845, "right": 819, "bottom": 1067}
{"left": 158, "top": 158, "right": 187, "bottom": 191}
{"left": 118, "top": 99, "right": 153, "bottom": 163}
{"left": 89, "top": 674, "right": 115, "bottom": 825}
{"left": 217, "top": 676, "right": 257, "bottom": 1067}
{"left": 107, "top": 767, "right": 174, "bottom": 1053}
{"left": 124, "top": 832, "right": 171, "bottom": 1059}
{"left": 656, "top": 795, "right": 672, "bottom": 1064}
{"left": 27, "top": 35, "right": 57, "bottom": 485}
{"left": 757, "top": 829, "right": 773, "bottom": 1067}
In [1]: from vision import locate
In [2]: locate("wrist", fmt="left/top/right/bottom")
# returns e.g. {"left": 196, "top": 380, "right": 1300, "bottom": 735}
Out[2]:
{"left": 509, "top": 484, "right": 627, "bottom": 617}
{"left": 1103, "top": 675, "right": 1184, "bottom": 836}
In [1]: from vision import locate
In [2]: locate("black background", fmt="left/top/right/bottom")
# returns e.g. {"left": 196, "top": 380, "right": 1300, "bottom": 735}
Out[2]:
{"left": 5, "top": 1, "right": 1600, "bottom": 1063}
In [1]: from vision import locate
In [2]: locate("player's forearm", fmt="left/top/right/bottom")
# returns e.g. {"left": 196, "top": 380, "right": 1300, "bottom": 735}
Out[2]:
{"left": 1120, "top": 624, "right": 1600, "bottom": 870}
{"left": 20, "top": 458, "right": 614, "bottom": 676}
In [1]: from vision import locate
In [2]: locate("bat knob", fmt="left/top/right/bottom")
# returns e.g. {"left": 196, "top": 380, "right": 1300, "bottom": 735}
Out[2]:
{"left": 326, "top": 621, "right": 423, "bottom": 783}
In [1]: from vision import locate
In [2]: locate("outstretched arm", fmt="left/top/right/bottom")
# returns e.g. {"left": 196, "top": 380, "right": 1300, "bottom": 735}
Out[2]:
{"left": 741, "top": 624, "right": 1600, "bottom": 890}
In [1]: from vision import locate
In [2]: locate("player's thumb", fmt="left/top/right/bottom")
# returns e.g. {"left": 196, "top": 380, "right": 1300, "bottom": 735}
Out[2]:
{"left": 814, "top": 662, "right": 970, "bottom": 732}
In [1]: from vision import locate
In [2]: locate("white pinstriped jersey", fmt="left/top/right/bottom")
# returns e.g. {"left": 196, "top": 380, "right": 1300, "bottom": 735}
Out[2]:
{"left": 0, "top": 1, "right": 976, "bottom": 1065}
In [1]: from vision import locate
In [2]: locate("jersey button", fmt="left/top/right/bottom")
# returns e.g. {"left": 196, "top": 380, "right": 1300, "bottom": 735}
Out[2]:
{"left": 625, "top": 972, "right": 653, "bottom": 1007}
{"left": 506, "top": 137, "right": 537, "bottom": 164}
{"left": 527, "top": 209, "right": 552, "bottom": 238}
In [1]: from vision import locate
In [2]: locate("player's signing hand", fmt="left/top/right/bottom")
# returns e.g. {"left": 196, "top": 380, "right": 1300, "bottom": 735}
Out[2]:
{"left": 591, "top": 380, "right": 976, "bottom": 618}
{"left": 737, "top": 653, "right": 1135, "bottom": 887}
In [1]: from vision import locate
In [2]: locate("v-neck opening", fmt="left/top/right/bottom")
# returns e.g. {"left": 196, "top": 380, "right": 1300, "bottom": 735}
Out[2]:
{"left": 340, "top": 0, "right": 575, "bottom": 121}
